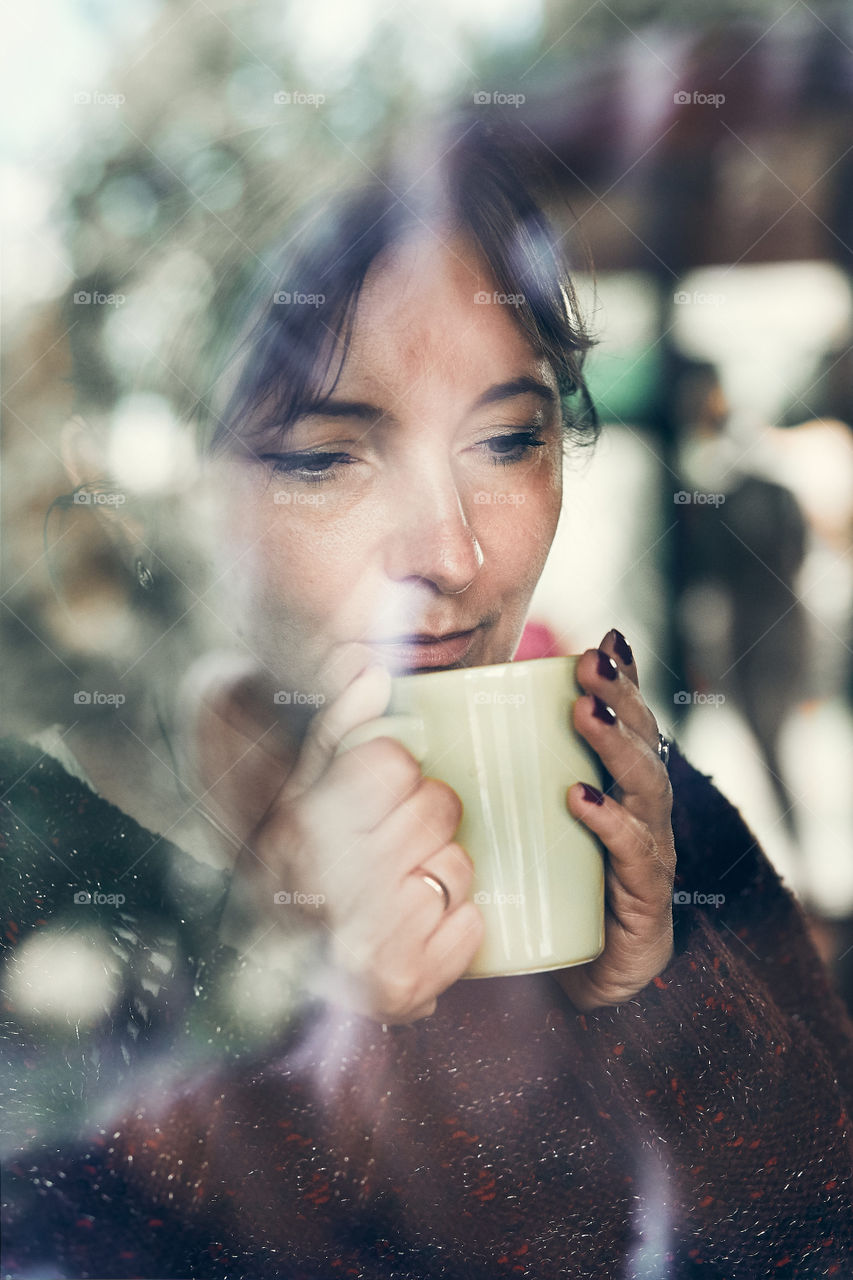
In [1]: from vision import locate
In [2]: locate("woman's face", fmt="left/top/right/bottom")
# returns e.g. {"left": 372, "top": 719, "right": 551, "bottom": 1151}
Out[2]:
{"left": 211, "top": 232, "right": 564, "bottom": 697}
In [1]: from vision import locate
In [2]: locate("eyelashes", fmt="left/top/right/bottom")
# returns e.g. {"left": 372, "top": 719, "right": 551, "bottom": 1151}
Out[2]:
{"left": 484, "top": 430, "right": 547, "bottom": 465}
{"left": 260, "top": 428, "right": 548, "bottom": 484}
{"left": 261, "top": 451, "right": 354, "bottom": 482}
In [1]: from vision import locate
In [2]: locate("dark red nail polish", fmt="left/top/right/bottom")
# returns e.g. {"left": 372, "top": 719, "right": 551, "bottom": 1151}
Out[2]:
{"left": 612, "top": 630, "right": 633, "bottom": 665}
{"left": 591, "top": 695, "right": 617, "bottom": 725}
{"left": 596, "top": 650, "right": 619, "bottom": 680}
{"left": 581, "top": 783, "right": 605, "bottom": 805}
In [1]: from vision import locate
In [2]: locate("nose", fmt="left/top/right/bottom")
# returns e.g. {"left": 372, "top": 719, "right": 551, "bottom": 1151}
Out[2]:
{"left": 382, "top": 460, "right": 484, "bottom": 595}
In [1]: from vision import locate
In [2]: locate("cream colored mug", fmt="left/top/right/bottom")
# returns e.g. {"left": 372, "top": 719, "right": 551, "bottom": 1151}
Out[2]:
{"left": 338, "top": 656, "right": 606, "bottom": 979}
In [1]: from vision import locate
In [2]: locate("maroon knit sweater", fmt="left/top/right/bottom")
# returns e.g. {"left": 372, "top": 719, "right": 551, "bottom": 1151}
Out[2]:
{"left": 1, "top": 734, "right": 852, "bottom": 1279}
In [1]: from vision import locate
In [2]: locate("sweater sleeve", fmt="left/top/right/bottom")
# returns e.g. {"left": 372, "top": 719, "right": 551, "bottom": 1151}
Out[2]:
{"left": 0, "top": 735, "right": 318, "bottom": 1152}
{"left": 562, "top": 743, "right": 853, "bottom": 1276}
{"left": 666, "top": 743, "right": 853, "bottom": 1110}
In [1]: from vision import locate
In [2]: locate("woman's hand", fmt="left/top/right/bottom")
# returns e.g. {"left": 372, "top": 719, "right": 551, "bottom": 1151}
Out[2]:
{"left": 190, "top": 644, "right": 484, "bottom": 1025}
{"left": 555, "top": 628, "right": 676, "bottom": 1013}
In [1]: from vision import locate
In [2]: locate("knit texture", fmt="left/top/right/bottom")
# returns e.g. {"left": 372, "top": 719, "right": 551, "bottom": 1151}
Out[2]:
{"left": 1, "top": 734, "right": 852, "bottom": 1279}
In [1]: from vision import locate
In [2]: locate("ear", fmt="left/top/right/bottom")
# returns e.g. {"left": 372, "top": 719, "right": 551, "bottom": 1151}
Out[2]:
{"left": 60, "top": 414, "right": 107, "bottom": 491}
{"left": 59, "top": 414, "right": 147, "bottom": 553}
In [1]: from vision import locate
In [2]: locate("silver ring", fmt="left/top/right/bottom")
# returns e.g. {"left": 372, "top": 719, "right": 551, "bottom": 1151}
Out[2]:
{"left": 657, "top": 732, "right": 671, "bottom": 769}
{"left": 421, "top": 872, "right": 451, "bottom": 911}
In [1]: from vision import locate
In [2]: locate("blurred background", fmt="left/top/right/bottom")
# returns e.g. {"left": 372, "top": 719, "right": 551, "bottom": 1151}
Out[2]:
{"left": 3, "top": 0, "right": 852, "bottom": 1009}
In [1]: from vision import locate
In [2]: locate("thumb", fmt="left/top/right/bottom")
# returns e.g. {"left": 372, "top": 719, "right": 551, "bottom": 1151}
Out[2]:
{"left": 282, "top": 660, "right": 393, "bottom": 800}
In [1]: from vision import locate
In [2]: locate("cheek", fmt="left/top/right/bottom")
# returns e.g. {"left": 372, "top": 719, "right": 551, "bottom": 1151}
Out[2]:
{"left": 203, "top": 469, "right": 371, "bottom": 680}
{"left": 246, "top": 505, "right": 401, "bottom": 666}
{"left": 483, "top": 465, "right": 562, "bottom": 590}
{"left": 210, "top": 454, "right": 562, "bottom": 654}
{"left": 253, "top": 517, "right": 363, "bottom": 621}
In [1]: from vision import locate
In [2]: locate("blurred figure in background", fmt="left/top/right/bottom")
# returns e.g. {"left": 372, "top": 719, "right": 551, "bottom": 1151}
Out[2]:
{"left": 673, "top": 359, "right": 811, "bottom": 848}
{"left": 673, "top": 357, "right": 853, "bottom": 995}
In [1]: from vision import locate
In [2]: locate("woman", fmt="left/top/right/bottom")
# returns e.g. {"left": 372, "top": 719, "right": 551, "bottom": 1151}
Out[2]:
{"left": 2, "top": 117, "right": 852, "bottom": 1278}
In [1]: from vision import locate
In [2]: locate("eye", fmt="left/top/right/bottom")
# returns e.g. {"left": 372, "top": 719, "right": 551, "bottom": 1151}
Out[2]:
{"left": 482, "top": 429, "right": 547, "bottom": 466}
{"left": 259, "top": 451, "right": 355, "bottom": 482}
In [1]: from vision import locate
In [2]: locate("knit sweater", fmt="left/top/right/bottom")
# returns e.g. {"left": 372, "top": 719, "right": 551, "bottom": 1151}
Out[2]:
{"left": 1, "top": 733, "right": 852, "bottom": 1279}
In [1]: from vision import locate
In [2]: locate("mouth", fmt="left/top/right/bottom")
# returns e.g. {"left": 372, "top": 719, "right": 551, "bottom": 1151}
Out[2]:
{"left": 367, "top": 626, "right": 482, "bottom": 673}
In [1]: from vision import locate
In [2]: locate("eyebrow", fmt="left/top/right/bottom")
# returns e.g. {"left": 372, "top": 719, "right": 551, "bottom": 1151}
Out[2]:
{"left": 297, "top": 375, "right": 557, "bottom": 426}
{"left": 472, "top": 376, "right": 557, "bottom": 411}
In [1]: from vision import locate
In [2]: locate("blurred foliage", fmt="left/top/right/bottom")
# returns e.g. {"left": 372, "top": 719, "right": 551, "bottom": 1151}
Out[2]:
{"left": 4, "top": 0, "right": 849, "bottom": 431}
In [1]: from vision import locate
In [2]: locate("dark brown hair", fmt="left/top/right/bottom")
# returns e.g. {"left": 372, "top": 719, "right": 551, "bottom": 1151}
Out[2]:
{"left": 199, "top": 115, "right": 599, "bottom": 456}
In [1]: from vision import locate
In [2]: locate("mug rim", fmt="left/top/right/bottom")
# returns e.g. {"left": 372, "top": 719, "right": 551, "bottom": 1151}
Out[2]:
{"left": 393, "top": 653, "right": 579, "bottom": 687}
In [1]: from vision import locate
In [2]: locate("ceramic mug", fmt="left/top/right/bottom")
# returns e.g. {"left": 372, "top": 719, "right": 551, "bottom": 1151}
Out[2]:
{"left": 338, "top": 655, "right": 606, "bottom": 979}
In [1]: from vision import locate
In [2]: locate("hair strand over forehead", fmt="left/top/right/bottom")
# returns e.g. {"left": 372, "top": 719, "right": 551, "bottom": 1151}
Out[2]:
{"left": 200, "top": 114, "right": 599, "bottom": 456}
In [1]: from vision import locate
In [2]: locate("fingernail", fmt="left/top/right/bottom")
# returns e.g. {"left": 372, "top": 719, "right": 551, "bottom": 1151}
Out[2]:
{"left": 581, "top": 783, "right": 605, "bottom": 805}
{"left": 591, "top": 695, "right": 616, "bottom": 725}
{"left": 596, "top": 650, "right": 619, "bottom": 680}
{"left": 612, "top": 630, "right": 633, "bottom": 665}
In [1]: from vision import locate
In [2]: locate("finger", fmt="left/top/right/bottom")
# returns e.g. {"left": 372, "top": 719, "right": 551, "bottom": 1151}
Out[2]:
{"left": 415, "top": 840, "right": 476, "bottom": 913}
{"left": 283, "top": 660, "right": 393, "bottom": 799}
{"left": 288, "top": 734, "right": 425, "bottom": 846}
{"left": 599, "top": 628, "right": 639, "bottom": 688}
{"left": 328, "top": 893, "right": 482, "bottom": 1023}
{"left": 295, "top": 788, "right": 467, "bottom": 933}
{"left": 287, "top": 774, "right": 462, "bottom": 909}
{"left": 567, "top": 783, "right": 675, "bottom": 914}
{"left": 386, "top": 997, "right": 439, "bottom": 1025}
{"left": 575, "top": 645, "right": 658, "bottom": 748}
{"left": 423, "top": 901, "right": 485, "bottom": 981}
{"left": 316, "top": 641, "right": 382, "bottom": 702}
{"left": 361, "top": 778, "right": 464, "bottom": 878}
{"left": 572, "top": 694, "right": 671, "bottom": 821}
{"left": 376, "top": 892, "right": 483, "bottom": 1002}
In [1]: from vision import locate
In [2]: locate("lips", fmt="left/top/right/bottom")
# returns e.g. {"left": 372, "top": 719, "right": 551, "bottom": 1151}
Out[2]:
{"left": 368, "top": 627, "right": 480, "bottom": 672}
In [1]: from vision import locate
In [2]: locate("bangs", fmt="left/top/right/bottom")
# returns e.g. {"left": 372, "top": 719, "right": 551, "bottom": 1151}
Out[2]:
{"left": 201, "top": 117, "right": 599, "bottom": 456}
